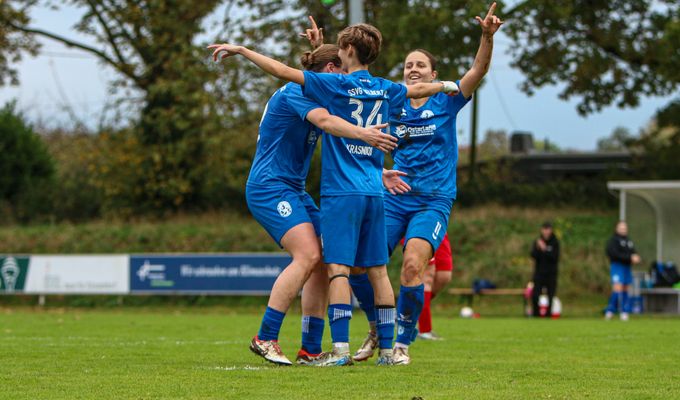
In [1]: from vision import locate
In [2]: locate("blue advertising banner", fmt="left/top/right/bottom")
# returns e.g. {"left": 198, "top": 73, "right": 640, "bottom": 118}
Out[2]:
{"left": 129, "top": 254, "right": 292, "bottom": 295}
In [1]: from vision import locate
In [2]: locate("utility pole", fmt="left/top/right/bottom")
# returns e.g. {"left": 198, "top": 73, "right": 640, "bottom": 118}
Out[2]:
{"left": 348, "top": 0, "right": 365, "bottom": 24}
{"left": 469, "top": 90, "right": 479, "bottom": 183}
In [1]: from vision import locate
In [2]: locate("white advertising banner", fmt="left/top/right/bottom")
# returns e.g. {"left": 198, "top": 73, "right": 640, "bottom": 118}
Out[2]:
{"left": 24, "top": 255, "right": 129, "bottom": 294}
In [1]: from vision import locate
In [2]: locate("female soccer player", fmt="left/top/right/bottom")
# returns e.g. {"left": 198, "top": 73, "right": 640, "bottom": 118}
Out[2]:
{"left": 237, "top": 43, "right": 399, "bottom": 366}
{"left": 350, "top": 3, "right": 504, "bottom": 365}
{"left": 210, "top": 23, "right": 459, "bottom": 366}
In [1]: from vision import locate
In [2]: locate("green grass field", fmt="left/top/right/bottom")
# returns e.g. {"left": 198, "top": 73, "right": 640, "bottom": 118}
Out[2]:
{"left": 2, "top": 308, "right": 679, "bottom": 399}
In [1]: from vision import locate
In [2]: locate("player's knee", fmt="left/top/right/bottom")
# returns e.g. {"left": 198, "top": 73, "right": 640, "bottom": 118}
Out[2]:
{"left": 401, "top": 255, "right": 423, "bottom": 284}
{"left": 294, "top": 248, "right": 321, "bottom": 270}
{"left": 438, "top": 272, "right": 452, "bottom": 286}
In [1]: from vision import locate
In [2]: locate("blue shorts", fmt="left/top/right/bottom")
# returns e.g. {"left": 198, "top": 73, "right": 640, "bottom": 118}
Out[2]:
{"left": 320, "top": 195, "right": 388, "bottom": 267}
{"left": 246, "top": 183, "right": 320, "bottom": 247}
{"left": 384, "top": 193, "right": 454, "bottom": 255}
{"left": 610, "top": 262, "right": 632, "bottom": 285}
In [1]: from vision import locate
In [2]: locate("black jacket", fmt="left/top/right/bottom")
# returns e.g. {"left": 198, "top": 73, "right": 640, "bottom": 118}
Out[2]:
{"left": 606, "top": 234, "right": 636, "bottom": 265}
{"left": 531, "top": 234, "right": 560, "bottom": 275}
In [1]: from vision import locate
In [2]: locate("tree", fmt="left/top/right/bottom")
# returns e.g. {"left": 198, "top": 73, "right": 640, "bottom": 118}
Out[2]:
{"left": 597, "top": 127, "right": 634, "bottom": 151}
{"left": 0, "top": 0, "right": 224, "bottom": 213}
{"left": 0, "top": 101, "right": 54, "bottom": 220}
{"left": 504, "top": 0, "right": 680, "bottom": 115}
{"left": 479, "top": 129, "right": 509, "bottom": 160}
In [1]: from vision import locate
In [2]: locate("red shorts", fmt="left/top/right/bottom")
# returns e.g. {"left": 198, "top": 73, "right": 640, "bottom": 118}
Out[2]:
{"left": 429, "top": 232, "right": 453, "bottom": 272}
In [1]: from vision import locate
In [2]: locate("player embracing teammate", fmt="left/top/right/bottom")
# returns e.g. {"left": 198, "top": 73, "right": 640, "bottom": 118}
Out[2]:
{"left": 350, "top": 3, "right": 503, "bottom": 365}
{"left": 210, "top": 2, "right": 502, "bottom": 366}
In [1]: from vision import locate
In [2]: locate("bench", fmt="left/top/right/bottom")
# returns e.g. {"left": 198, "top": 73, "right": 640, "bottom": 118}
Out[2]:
{"left": 448, "top": 288, "right": 526, "bottom": 312}
{"left": 640, "top": 288, "right": 680, "bottom": 314}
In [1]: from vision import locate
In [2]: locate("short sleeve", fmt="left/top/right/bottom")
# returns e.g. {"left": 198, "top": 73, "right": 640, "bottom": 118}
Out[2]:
{"left": 387, "top": 82, "right": 408, "bottom": 117}
{"left": 447, "top": 79, "right": 472, "bottom": 115}
{"left": 286, "top": 85, "right": 323, "bottom": 122}
{"left": 302, "top": 71, "right": 337, "bottom": 108}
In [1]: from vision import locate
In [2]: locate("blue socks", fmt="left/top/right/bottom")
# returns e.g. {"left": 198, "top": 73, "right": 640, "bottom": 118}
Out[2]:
{"left": 606, "top": 291, "right": 623, "bottom": 313}
{"left": 376, "top": 306, "right": 396, "bottom": 349}
{"left": 328, "top": 303, "right": 352, "bottom": 343}
{"left": 258, "top": 306, "right": 285, "bottom": 341}
{"left": 301, "top": 315, "right": 324, "bottom": 354}
{"left": 349, "top": 273, "right": 377, "bottom": 325}
{"left": 396, "top": 284, "right": 425, "bottom": 346}
{"left": 621, "top": 291, "right": 631, "bottom": 313}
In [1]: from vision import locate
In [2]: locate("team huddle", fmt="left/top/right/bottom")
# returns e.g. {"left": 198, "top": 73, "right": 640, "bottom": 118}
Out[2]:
{"left": 208, "top": 2, "right": 503, "bottom": 366}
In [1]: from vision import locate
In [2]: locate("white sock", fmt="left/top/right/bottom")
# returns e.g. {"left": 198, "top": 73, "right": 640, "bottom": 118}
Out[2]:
{"left": 394, "top": 342, "right": 409, "bottom": 350}
{"left": 333, "top": 342, "right": 349, "bottom": 354}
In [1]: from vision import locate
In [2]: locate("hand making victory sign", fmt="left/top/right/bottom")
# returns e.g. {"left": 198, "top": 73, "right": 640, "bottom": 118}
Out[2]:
{"left": 299, "top": 16, "right": 324, "bottom": 49}
{"left": 476, "top": 2, "right": 504, "bottom": 36}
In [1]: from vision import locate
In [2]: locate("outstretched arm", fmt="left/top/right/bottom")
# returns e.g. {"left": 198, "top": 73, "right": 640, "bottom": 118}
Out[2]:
{"left": 208, "top": 44, "right": 305, "bottom": 85}
{"left": 306, "top": 109, "right": 397, "bottom": 153}
{"left": 459, "top": 2, "right": 504, "bottom": 98}
{"left": 407, "top": 81, "right": 460, "bottom": 99}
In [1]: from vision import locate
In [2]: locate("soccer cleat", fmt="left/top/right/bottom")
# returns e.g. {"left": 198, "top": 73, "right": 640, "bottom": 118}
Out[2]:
{"left": 604, "top": 311, "right": 614, "bottom": 321}
{"left": 418, "top": 331, "right": 443, "bottom": 341}
{"left": 314, "top": 349, "right": 354, "bottom": 367}
{"left": 376, "top": 349, "right": 394, "bottom": 366}
{"left": 295, "top": 348, "right": 324, "bottom": 365}
{"left": 352, "top": 331, "right": 378, "bottom": 361}
{"left": 392, "top": 346, "right": 411, "bottom": 365}
{"left": 620, "top": 313, "right": 630, "bottom": 322}
{"left": 249, "top": 336, "right": 292, "bottom": 366}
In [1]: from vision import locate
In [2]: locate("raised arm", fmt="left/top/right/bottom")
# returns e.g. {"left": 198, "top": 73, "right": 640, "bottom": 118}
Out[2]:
{"left": 407, "top": 81, "right": 460, "bottom": 99}
{"left": 306, "top": 108, "right": 397, "bottom": 153}
{"left": 208, "top": 44, "right": 305, "bottom": 85}
{"left": 459, "top": 2, "right": 504, "bottom": 98}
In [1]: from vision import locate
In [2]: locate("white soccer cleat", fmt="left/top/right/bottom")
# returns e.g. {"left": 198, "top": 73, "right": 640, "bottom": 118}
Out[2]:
{"left": 249, "top": 336, "right": 292, "bottom": 366}
{"left": 604, "top": 311, "right": 614, "bottom": 321}
{"left": 417, "top": 331, "right": 443, "bottom": 341}
{"left": 376, "top": 349, "right": 394, "bottom": 366}
{"left": 314, "top": 349, "right": 354, "bottom": 367}
{"left": 392, "top": 346, "right": 411, "bottom": 365}
{"left": 620, "top": 313, "right": 630, "bottom": 322}
{"left": 352, "top": 331, "right": 378, "bottom": 361}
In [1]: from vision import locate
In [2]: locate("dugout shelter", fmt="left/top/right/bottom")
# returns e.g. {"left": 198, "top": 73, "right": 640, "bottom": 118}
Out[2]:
{"left": 607, "top": 181, "right": 680, "bottom": 265}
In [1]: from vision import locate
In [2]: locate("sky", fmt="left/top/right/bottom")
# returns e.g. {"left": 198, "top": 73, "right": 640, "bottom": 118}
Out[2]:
{"left": 0, "top": 3, "right": 677, "bottom": 150}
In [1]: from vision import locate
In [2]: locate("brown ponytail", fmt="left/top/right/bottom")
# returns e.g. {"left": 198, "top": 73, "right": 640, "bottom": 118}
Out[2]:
{"left": 299, "top": 44, "right": 341, "bottom": 72}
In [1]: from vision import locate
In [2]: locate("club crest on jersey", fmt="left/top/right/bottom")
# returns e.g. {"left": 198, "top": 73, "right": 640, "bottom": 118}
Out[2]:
{"left": 277, "top": 201, "right": 292, "bottom": 217}
{"left": 394, "top": 124, "right": 407, "bottom": 138}
{"left": 420, "top": 110, "right": 434, "bottom": 119}
{"left": 307, "top": 129, "right": 318, "bottom": 144}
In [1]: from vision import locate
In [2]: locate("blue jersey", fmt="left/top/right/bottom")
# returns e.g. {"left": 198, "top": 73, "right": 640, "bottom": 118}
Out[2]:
{"left": 390, "top": 86, "right": 471, "bottom": 199}
{"left": 247, "top": 83, "right": 322, "bottom": 190}
{"left": 302, "top": 70, "right": 407, "bottom": 196}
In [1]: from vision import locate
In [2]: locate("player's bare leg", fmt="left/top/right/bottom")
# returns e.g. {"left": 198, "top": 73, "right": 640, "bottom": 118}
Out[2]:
{"left": 367, "top": 265, "right": 397, "bottom": 365}
{"left": 250, "top": 223, "right": 321, "bottom": 366}
{"left": 315, "top": 262, "right": 354, "bottom": 366}
{"left": 394, "top": 238, "right": 433, "bottom": 365}
{"left": 296, "top": 256, "right": 329, "bottom": 365}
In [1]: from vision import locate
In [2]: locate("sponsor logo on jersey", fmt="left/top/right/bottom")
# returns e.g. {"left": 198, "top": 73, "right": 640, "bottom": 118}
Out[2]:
{"left": 420, "top": 110, "right": 434, "bottom": 119}
{"left": 277, "top": 201, "right": 292, "bottom": 217}
{"left": 393, "top": 123, "right": 437, "bottom": 139}
{"left": 346, "top": 143, "right": 374, "bottom": 156}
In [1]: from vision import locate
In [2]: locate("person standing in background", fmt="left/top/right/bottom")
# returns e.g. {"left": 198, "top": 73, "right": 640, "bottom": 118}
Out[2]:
{"left": 531, "top": 222, "right": 560, "bottom": 318}
{"left": 605, "top": 221, "right": 641, "bottom": 321}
